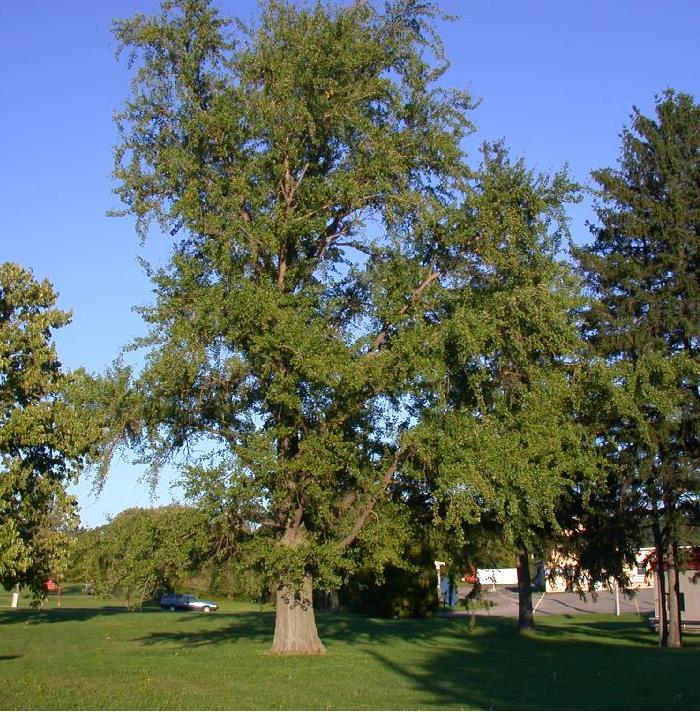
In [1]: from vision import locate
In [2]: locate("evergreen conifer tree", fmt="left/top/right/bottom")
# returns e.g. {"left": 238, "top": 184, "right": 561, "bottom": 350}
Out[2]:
{"left": 574, "top": 90, "right": 700, "bottom": 648}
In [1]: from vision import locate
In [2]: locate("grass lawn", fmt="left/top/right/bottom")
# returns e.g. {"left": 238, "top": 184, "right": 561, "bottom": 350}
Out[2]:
{"left": 0, "top": 588, "right": 697, "bottom": 710}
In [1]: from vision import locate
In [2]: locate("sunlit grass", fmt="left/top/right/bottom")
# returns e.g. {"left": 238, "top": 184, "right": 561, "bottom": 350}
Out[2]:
{"left": 1, "top": 590, "right": 697, "bottom": 710}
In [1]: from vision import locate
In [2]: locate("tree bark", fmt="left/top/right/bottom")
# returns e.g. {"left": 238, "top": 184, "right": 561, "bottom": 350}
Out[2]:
{"left": 329, "top": 588, "right": 340, "bottom": 613}
{"left": 516, "top": 547, "right": 535, "bottom": 633}
{"left": 666, "top": 541, "right": 683, "bottom": 648}
{"left": 270, "top": 575, "right": 326, "bottom": 655}
{"left": 652, "top": 522, "right": 669, "bottom": 647}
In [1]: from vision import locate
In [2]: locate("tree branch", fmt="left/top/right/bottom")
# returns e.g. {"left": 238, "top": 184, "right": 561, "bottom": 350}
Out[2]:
{"left": 277, "top": 242, "right": 288, "bottom": 291}
{"left": 341, "top": 449, "right": 402, "bottom": 549}
{"left": 370, "top": 266, "right": 442, "bottom": 352}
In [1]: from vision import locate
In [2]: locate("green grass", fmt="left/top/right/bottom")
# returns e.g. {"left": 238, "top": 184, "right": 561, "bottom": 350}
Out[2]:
{"left": 0, "top": 590, "right": 697, "bottom": 710}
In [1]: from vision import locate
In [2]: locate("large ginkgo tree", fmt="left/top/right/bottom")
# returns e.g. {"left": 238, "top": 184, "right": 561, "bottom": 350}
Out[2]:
{"left": 107, "top": 0, "right": 480, "bottom": 654}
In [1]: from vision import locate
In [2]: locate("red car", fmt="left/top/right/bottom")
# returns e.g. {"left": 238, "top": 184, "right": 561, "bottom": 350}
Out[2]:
{"left": 460, "top": 568, "right": 478, "bottom": 584}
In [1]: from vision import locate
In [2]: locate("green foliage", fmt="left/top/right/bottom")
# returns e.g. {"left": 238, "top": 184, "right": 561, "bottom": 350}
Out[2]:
{"left": 65, "top": 362, "right": 146, "bottom": 490}
{"left": 342, "top": 562, "right": 438, "bottom": 619}
{"left": 0, "top": 263, "right": 98, "bottom": 598}
{"left": 572, "top": 90, "right": 700, "bottom": 584}
{"left": 462, "top": 583, "right": 496, "bottom": 630}
{"left": 69, "top": 505, "right": 211, "bottom": 607}
{"left": 406, "top": 146, "right": 600, "bottom": 562}
{"left": 104, "top": 0, "right": 482, "bottom": 614}
{"left": 342, "top": 541, "right": 438, "bottom": 619}
{"left": 456, "top": 525, "right": 518, "bottom": 570}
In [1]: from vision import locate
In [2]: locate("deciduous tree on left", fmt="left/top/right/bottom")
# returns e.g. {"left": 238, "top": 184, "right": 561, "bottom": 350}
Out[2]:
{"left": 0, "top": 263, "right": 99, "bottom": 600}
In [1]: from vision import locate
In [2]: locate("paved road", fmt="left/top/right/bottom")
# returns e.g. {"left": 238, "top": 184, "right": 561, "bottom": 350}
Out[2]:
{"left": 445, "top": 585, "right": 655, "bottom": 618}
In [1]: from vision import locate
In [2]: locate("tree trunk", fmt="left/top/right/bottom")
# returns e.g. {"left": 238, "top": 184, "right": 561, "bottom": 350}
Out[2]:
{"left": 270, "top": 575, "right": 326, "bottom": 655}
{"left": 516, "top": 547, "right": 535, "bottom": 633}
{"left": 652, "top": 524, "right": 669, "bottom": 647}
{"left": 666, "top": 541, "right": 682, "bottom": 648}
{"left": 329, "top": 588, "right": 340, "bottom": 613}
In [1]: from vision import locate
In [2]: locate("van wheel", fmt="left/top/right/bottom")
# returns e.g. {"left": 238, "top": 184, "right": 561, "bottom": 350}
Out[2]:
{"left": 203, "top": 606, "right": 211, "bottom": 613}
{"left": 169, "top": 605, "right": 175, "bottom": 611}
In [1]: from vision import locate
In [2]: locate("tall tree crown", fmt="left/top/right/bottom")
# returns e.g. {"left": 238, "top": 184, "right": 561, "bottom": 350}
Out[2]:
{"left": 0, "top": 263, "right": 95, "bottom": 595}
{"left": 107, "top": 0, "right": 591, "bottom": 651}
{"left": 109, "top": 0, "right": 479, "bottom": 598}
{"left": 577, "top": 90, "right": 700, "bottom": 359}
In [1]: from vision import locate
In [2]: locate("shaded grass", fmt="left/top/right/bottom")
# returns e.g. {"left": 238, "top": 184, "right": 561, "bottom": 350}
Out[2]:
{"left": 0, "top": 593, "right": 697, "bottom": 710}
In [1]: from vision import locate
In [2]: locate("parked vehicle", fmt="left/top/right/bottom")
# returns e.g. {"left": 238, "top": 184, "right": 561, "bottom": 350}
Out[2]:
{"left": 159, "top": 593, "right": 218, "bottom": 613}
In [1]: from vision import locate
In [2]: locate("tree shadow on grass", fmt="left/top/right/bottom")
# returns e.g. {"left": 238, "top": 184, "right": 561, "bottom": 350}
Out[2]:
{"left": 318, "top": 610, "right": 467, "bottom": 647}
{"left": 358, "top": 616, "right": 698, "bottom": 710}
{"left": 0, "top": 601, "right": 250, "bottom": 625}
{"left": 0, "top": 607, "right": 134, "bottom": 625}
{"left": 124, "top": 606, "right": 698, "bottom": 709}
{"left": 134, "top": 609, "right": 461, "bottom": 652}
{"left": 135, "top": 610, "right": 275, "bottom": 649}
{"left": 531, "top": 616, "right": 658, "bottom": 645}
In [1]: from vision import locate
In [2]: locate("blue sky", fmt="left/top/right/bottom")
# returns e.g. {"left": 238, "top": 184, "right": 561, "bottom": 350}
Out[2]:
{"left": 2, "top": 0, "right": 699, "bottom": 527}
